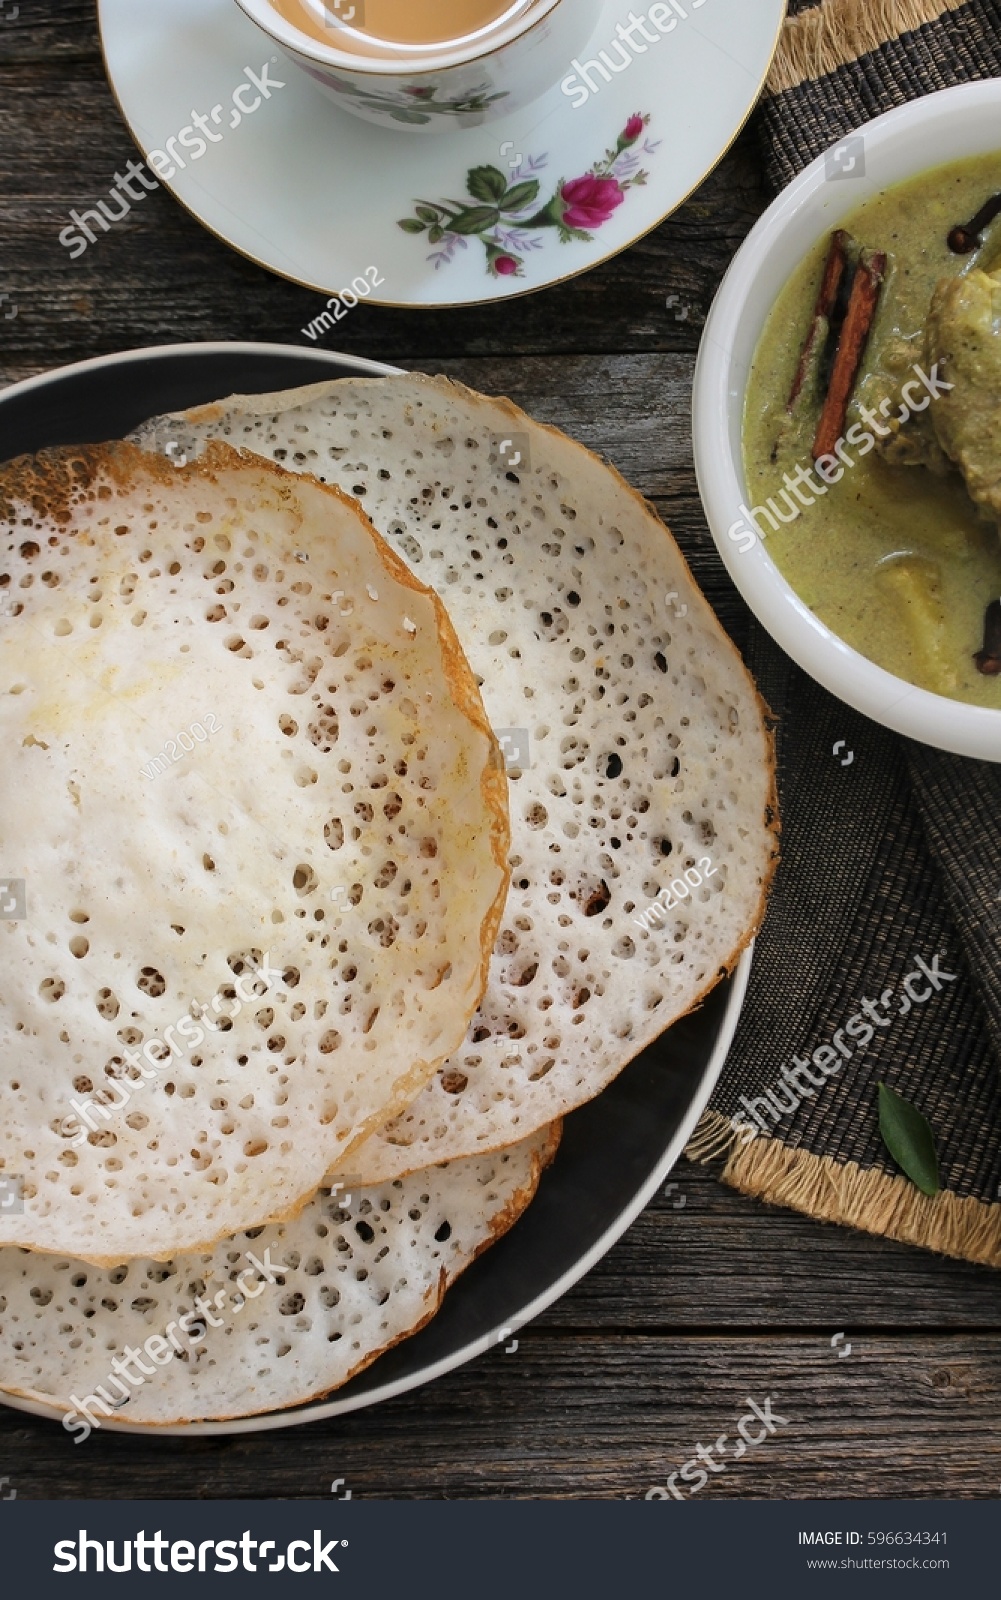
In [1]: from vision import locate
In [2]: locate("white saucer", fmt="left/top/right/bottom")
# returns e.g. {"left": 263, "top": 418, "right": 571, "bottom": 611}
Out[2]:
{"left": 97, "top": 0, "right": 786, "bottom": 308}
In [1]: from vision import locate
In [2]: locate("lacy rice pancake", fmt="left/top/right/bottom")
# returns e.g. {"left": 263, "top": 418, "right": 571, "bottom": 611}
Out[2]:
{"left": 0, "top": 1126, "right": 559, "bottom": 1431}
{"left": 0, "top": 442, "right": 509, "bottom": 1263}
{"left": 141, "top": 375, "right": 779, "bottom": 1179}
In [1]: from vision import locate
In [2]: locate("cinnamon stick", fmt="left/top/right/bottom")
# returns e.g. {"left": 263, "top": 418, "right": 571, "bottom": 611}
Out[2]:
{"left": 812, "top": 250, "right": 887, "bottom": 462}
{"left": 786, "top": 229, "right": 852, "bottom": 411}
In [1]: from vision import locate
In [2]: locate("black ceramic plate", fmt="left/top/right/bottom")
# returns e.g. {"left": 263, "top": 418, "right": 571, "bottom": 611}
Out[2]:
{"left": 0, "top": 343, "right": 749, "bottom": 1433}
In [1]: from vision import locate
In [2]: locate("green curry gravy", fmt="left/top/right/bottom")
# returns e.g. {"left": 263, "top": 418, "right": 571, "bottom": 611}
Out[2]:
{"left": 742, "top": 152, "right": 1001, "bottom": 707}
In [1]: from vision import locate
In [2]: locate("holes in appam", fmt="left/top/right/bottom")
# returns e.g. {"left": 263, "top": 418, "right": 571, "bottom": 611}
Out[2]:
{"left": 137, "top": 966, "right": 166, "bottom": 998}
{"left": 292, "top": 863, "right": 317, "bottom": 897}
{"left": 53, "top": 618, "right": 73, "bottom": 636}
{"left": 227, "top": 948, "right": 263, "bottom": 982}
{"left": 39, "top": 977, "right": 65, "bottom": 1003}
{"left": 309, "top": 709, "right": 339, "bottom": 750}
{"left": 510, "top": 961, "right": 538, "bottom": 988}
{"left": 69, "top": 936, "right": 89, "bottom": 959}
{"left": 294, "top": 765, "right": 318, "bottom": 787}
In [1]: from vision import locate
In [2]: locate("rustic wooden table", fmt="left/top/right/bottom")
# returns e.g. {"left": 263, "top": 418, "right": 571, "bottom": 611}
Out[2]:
{"left": 1, "top": 1, "right": 998, "bottom": 1502}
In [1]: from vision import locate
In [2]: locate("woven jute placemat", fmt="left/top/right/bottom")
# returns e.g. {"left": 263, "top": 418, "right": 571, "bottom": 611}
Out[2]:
{"left": 686, "top": 0, "right": 1001, "bottom": 1267}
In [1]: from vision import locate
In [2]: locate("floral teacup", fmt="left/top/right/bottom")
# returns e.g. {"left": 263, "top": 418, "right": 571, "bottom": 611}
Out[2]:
{"left": 234, "top": 0, "right": 605, "bottom": 133}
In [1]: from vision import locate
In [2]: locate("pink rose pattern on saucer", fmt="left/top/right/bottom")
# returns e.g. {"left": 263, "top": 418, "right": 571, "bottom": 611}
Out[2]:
{"left": 398, "top": 114, "right": 659, "bottom": 276}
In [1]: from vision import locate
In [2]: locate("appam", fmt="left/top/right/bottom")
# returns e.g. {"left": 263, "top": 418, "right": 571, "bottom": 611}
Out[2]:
{"left": 139, "top": 375, "right": 779, "bottom": 1179}
{"left": 0, "top": 440, "right": 509, "bottom": 1262}
{"left": 0, "top": 1124, "right": 559, "bottom": 1430}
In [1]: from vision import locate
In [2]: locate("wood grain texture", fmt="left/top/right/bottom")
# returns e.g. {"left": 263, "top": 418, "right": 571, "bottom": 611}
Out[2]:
{"left": 546, "top": 1161, "right": 1001, "bottom": 1329}
{"left": 1, "top": 1331, "right": 997, "bottom": 1500}
{"left": 0, "top": 0, "right": 997, "bottom": 1504}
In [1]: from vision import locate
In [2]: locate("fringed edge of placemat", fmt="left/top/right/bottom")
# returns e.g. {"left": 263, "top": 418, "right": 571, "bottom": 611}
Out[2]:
{"left": 687, "top": 1110, "right": 1001, "bottom": 1267}
{"left": 766, "top": 0, "right": 971, "bottom": 93}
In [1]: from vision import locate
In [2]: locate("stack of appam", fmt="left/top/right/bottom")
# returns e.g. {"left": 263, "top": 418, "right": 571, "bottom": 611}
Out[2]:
{"left": 0, "top": 375, "right": 778, "bottom": 1432}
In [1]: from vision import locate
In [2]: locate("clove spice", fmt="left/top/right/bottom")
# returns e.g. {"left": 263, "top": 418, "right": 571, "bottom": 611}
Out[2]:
{"left": 947, "top": 192, "right": 1001, "bottom": 253}
{"left": 973, "top": 599, "right": 1001, "bottom": 675}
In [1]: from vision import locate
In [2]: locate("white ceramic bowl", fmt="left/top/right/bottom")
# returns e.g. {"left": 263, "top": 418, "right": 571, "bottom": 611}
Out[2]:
{"left": 693, "top": 79, "right": 1001, "bottom": 763}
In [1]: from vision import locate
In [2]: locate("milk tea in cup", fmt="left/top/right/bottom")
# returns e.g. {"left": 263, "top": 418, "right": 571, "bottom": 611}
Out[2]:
{"left": 267, "top": 0, "right": 536, "bottom": 54}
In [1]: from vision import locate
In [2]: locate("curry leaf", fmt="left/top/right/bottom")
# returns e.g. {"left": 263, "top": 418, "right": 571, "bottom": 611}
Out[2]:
{"left": 467, "top": 165, "right": 508, "bottom": 203}
{"left": 397, "top": 218, "right": 427, "bottom": 234}
{"left": 878, "top": 1083, "right": 940, "bottom": 1196}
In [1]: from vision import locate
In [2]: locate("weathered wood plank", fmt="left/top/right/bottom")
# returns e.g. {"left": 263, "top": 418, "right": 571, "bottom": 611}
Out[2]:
{"left": 549, "top": 1159, "right": 1001, "bottom": 1329}
{"left": 0, "top": 0, "right": 96, "bottom": 62}
{"left": 1, "top": 1334, "right": 996, "bottom": 1500}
